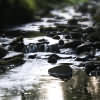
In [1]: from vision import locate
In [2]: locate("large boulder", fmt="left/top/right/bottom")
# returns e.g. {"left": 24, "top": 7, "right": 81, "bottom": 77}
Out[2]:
{"left": 48, "top": 64, "right": 72, "bottom": 79}
{"left": 0, "top": 54, "right": 24, "bottom": 73}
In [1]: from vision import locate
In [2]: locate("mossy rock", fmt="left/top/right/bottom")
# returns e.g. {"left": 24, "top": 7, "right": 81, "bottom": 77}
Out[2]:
{"left": 0, "top": 54, "right": 24, "bottom": 73}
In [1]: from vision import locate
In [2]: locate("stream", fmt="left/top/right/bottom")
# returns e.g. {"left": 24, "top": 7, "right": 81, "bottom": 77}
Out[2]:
{"left": 0, "top": 6, "right": 100, "bottom": 100}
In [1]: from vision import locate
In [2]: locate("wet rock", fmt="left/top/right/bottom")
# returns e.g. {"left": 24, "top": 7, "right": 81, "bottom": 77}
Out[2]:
{"left": 1, "top": 30, "right": 25, "bottom": 38}
{"left": 84, "top": 61, "right": 100, "bottom": 75}
{"left": 68, "top": 18, "right": 78, "bottom": 25}
{"left": 76, "top": 2, "right": 89, "bottom": 13}
{"left": 94, "top": 7, "right": 100, "bottom": 23}
{"left": 40, "top": 26, "right": 57, "bottom": 33}
{"left": 38, "top": 39, "right": 49, "bottom": 44}
{"left": 93, "top": 42, "right": 100, "bottom": 49}
{"left": 28, "top": 54, "right": 37, "bottom": 59}
{"left": 79, "top": 61, "right": 100, "bottom": 75}
{"left": 66, "top": 24, "right": 81, "bottom": 31}
{"left": 75, "top": 57, "right": 89, "bottom": 61}
{"left": 64, "top": 35, "right": 71, "bottom": 39}
{"left": 76, "top": 42, "right": 93, "bottom": 54}
{"left": 0, "top": 47, "right": 8, "bottom": 59}
{"left": 83, "top": 27, "right": 95, "bottom": 33}
{"left": 87, "top": 32, "right": 100, "bottom": 42}
{"left": 59, "top": 39, "right": 64, "bottom": 45}
{"left": 48, "top": 64, "right": 72, "bottom": 79}
{"left": 9, "top": 36, "right": 24, "bottom": 52}
{"left": 64, "top": 40, "right": 82, "bottom": 49}
{"left": 48, "top": 44, "right": 60, "bottom": 53}
{"left": 53, "top": 35, "right": 60, "bottom": 40}
{"left": 48, "top": 54, "right": 60, "bottom": 64}
{"left": 69, "top": 32, "right": 83, "bottom": 39}
{"left": 0, "top": 54, "right": 24, "bottom": 73}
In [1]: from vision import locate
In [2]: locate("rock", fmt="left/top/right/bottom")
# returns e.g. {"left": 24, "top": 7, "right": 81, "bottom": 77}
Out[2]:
{"left": 0, "top": 54, "right": 24, "bottom": 73}
{"left": 0, "top": 47, "right": 8, "bottom": 59}
{"left": 84, "top": 61, "right": 99, "bottom": 75}
{"left": 40, "top": 26, "right": 57, "bottom": 33}
{"left": 76, "top": 42, "right": 93, "bottom": 54}
{"left": 48, "top": 54, "right": 60, "bottom": 64}
{"left": 59, "top": 39, "right": 64, "bottom": 45}
{"left": 68, "top": 18, "right": 78, "bottom": 25}
{"left": 93, "top": 42, "right": 100, "bottom": 49}
{"left": 28, "top": 54, "right": 37, "bottom": 59}
{"left": 69, "top": 31, "right": 83, "bottom": 39}
{"left": 9, "top": 36, "right": 24, "bottom": 52}
{"left": 75, "top": 57, "right": 89, "bottom": 61}
{"left": 64, "top": 40, "right": 82, "bottom": 49}
{"left": 76, "top": 2, "right": 89, "bottom": 13}
{"left": 87, "top": 32, "right": 100, "bottom": 42}
{"left": 83, "top": 27, "right": 95, "bottom": 33}
{"left": 53, "top": 35, "right": 60, "bottom": 40}
{"left": 79, "top": 61, "right": 100, "bottom": 75}
{"left": 48, "top": 64, "right": 72, "bottom": 79}
{"left": 38, "top": 39, "right": 49, "bottom": 44}
{"left": 48, "top": 44, "right": 60, "bottom": 53}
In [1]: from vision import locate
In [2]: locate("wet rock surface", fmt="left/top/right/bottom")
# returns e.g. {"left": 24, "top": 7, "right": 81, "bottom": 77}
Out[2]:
{"left": 0, "top": 47, "right": 8, "bottom": 59}
{"left": 0, "top": 54, "right": 24, "bottom": 73}
{"left": 48, "top": 64, "right": 72, "bottom": 79}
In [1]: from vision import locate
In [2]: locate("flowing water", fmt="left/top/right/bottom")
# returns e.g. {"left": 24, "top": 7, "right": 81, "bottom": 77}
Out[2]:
{"left": 0, "top": 6, "right": 100, "bottom": 100}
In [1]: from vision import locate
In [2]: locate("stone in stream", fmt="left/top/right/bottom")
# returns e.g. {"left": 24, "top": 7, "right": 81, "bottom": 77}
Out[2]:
{"left": 0, "top": 30, "right": 23, "bottom": 37}
{"left": 53, "top": 35, "right": 60, "bottom": 40}
{"left": 48, "top": 44, "right": 60, "bottom": 53}
{"left": 48, "top": 54, "right": 61, "bottom": 64}
{"left": 9, "top": 36, "right": 24, "bottom": 52}
{"left": 68, "top": 18, "right": 78, "bottom": 25}
{"left": 93, "top": 42, "right": 100, "bottom": 49}
{"left": 59, "top": 39, "right": 64, "bottom": 45}
{"left": 64, "top": 40, "right": 82, "bottom": 49}
{"left": 0, "top": 54, "right": 24, "bottom": 73}
{"left": 48, "top": 64, "right": 72, "bottom": 79}
{"left": 79, "top": 61, "right": 100, "bottom": 76}
{"left": 0, "top": 47, "right": 8, "bottom": 59}
{"left": 69, "top": 31, "right": 83, "bottom": 39}
{"left": 76, "top": 42, "right": 93, "bottom": 54}
{"left": 28, "top": 54, "right": 37, "bottom": 59}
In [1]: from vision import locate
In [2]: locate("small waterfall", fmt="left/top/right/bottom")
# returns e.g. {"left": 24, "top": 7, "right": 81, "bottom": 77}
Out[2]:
{"left": 24, "top": 43, "right": 37, "bottom": 53}
{"left": 24, "top": 43, "right": 49, "bottom": 53}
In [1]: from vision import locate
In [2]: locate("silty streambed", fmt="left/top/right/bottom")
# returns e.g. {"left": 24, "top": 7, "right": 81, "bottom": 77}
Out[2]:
{"left": 0, "top": 6, "right": 100, "bottom": 100}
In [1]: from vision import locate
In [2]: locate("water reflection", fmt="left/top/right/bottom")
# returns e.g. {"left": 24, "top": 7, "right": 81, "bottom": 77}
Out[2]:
{"left": 1, "top": 70, "right": 100, "bottom": 100}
